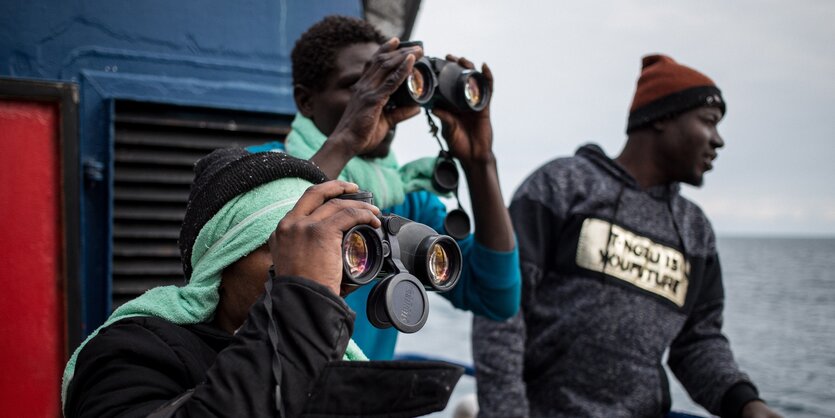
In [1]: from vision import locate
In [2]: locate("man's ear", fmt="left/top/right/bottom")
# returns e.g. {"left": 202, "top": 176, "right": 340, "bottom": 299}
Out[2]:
{"left": 294, "top": 84, "right": 315, "bottom": 118}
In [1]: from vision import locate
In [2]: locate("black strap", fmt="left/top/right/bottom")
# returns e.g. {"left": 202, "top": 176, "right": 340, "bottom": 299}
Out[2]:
{"left": 146, "top": 389, "right": 195, "bottom": 418}
{"left": 265, "top": 268, "right": 286, "bottom": 418}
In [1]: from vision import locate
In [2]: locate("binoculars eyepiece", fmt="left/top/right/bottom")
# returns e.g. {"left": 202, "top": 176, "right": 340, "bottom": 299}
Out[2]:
{"left": 337, "top": 191, "right": 463, "bottom": 333}
{"left": 389, "top": 41, "right": 491, "bottom": 112}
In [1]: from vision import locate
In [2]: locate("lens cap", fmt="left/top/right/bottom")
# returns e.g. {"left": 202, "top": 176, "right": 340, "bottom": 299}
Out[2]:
{"left": 444, "top": 209, "right": 471, "bottom": 241}
{"left": 367, "top": 278, "right": 392, "bottom": 329}
{"left": 366, "top": 273, "right": 429, "bottom": 333}
{"left": 432, "top": 153, "right": 459, "bottom": 194}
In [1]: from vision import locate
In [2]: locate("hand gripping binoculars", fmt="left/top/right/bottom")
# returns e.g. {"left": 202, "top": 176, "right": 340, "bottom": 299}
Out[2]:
{"left": 388, "top": 41, "right": 491, "bottom": 112}
{"left": 338, "top": 191, "right": 462, "bottom": 333}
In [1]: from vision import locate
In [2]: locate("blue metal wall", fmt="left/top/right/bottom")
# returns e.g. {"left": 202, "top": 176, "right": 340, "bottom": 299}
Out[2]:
{"left": 1, "top": 0, "right": 362, "bottom": 337}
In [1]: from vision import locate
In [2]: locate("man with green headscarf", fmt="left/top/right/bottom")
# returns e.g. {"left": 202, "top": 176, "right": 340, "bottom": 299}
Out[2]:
{"left": 62, "top": 150, "right": 463, "bottom": 417}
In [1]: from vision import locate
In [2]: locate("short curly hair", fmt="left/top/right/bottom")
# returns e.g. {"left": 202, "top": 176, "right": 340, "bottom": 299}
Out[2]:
{"left": 292, "top": 15, "right": 386, "bottom": 91}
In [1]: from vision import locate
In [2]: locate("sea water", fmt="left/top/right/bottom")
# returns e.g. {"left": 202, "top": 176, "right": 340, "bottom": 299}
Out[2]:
{"left": 396, "top": 237, "right": 835, "bottom": 417}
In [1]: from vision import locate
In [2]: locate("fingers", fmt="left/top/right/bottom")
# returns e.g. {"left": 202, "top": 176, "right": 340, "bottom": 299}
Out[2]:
{"left": 369, "top": 39, "right": 422, "bottom": 77}
{"left": 319, "top": 202, "right": 382, "bottom": 232}
{"left": 444, "top": 54, "right": 491, "bottom": 87}
{"left": 307, "top": 197, "right": 382, "bottom": 226}
{"left": 456, "top": 55, "right": 476, "bottom": 70}
{"left": 273, "top": 210, "right": 380, "bottom": 265}
{"left": 377, "top": 37, "right": 424, "bottom": 58}
{"left": 284, "top": 180, "right": 382, "bottom": 233}
{"left": 355, "top": 46, "right": 418, "bottom": 103}
{"left": 407, "top": 45, "right": 424, "bottom": 60}
{"left": 394, "top": 37, "right": 424, "bottom": 60}
{"left": 387, "top": 103, "right": 421, "bottom": 124}
{"left": 458, "top": 56, "right": 475, "bottom": 69}
{"left": 481, "top": 62, "right": 494, "bottom": 89}
{"left": 377, "top": 37, "right": 399, "bottom": 54}
{"left": 353, "top": 38, "right": 424, "bottom": 106}
{"left": 285, "top": 181, "right": 360, "bottom": 217}
{"left": 382, "top": 53, "right": 416, "bottom": 95}
{"left": 445, "top": 54, "right": 475, "bottom": 70}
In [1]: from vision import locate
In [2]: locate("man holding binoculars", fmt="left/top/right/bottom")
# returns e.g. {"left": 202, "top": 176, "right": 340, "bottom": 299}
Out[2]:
{"left": 63, "top": 149, "right": 465, "bottom": 417}
{"left": 249, "top": 15, "right": 521, "bottom": 359}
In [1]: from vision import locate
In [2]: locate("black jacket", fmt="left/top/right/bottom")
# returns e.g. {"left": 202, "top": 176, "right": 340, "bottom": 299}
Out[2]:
{"left": 65, "top": 275, "right": 462, "bottom": 418}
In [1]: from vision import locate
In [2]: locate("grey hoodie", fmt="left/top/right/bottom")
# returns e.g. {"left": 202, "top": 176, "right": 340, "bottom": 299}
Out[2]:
{"left": 472, "top": 144, "right": 759, "bottom": 418}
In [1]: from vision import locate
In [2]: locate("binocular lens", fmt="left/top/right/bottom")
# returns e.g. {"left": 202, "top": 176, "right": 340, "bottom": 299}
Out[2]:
{"left": 414, "top": 234, "right": 461, "bottom": 291}
{"left": 407, "top": 62, "right": 436, "bottom": 104}
{"left": 464, "top": 74, "right": 482, "bottom": 108}
{"left": 342, "top": 226, "right": 383, "bottom": 285}
{"left": 344, "top": 231, "right": 370, "bottom": 277}
{"left": 407, "top": 69, "right": 426, "bottom": 100}
{"left": 428, "top": 242, "right": 450, "bottom": 284}
{"left": 388, "top": 55, "right": 436, "bottom": 107}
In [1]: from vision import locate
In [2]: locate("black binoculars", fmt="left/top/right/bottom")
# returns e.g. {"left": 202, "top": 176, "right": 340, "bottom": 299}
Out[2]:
{"left": 389, "top": 41, "right": 491, "bottom": 112}
{"left": 337, "top": 191, "right": 462, "bottom": 333}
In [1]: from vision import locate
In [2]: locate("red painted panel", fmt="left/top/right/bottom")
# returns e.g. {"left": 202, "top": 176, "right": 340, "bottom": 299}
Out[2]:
{"left": 0, "top": 100, "right": 64, "bottom": 417}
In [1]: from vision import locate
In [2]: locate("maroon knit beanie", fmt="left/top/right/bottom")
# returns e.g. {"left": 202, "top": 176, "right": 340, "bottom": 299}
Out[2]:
{"left": 627, "top": 54, "right": 725, "bottom": 133}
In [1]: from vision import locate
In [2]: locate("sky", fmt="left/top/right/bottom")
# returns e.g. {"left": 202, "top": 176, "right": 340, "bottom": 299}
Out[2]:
{"left": 390, "top": 0, "right": 835, "bottom": 237}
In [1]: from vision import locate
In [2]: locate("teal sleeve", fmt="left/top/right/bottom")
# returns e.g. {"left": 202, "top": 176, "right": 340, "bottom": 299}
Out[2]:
{"left": 444, "top": 238, "right": 521, "bottom": 320}
{"left": 245, "top": 141, "right": 285, "bottom": 153}
{"left": 344, "top": 284, "right": 399, "bottom": 360}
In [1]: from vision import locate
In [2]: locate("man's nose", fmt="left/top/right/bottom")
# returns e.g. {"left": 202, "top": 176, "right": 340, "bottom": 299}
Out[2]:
{"left": 711, "top": 132, "right": 725, "bottom": 149}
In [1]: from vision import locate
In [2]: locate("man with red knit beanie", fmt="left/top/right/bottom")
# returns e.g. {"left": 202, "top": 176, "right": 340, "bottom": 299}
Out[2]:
{"left": 472, "top": 55, "right": 782, "bottom": 417}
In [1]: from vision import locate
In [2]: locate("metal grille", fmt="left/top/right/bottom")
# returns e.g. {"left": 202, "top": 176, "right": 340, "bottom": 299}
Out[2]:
{"left": 112, "top": 101, "right": 291, "bottom": 308}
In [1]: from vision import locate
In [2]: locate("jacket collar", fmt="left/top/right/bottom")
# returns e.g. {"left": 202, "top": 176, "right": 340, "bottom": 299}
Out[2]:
{"left": 575, "top": 143, "right": 680, "bottom": 200}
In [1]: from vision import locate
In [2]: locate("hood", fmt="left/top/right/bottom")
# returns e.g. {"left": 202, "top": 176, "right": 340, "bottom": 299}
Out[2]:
{"left": 575, "top": 143, "right": 680, "bottom": 201}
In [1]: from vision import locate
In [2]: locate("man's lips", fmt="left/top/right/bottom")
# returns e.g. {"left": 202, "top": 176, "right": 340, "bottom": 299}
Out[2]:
{"left": 704, "top": 153, "right": 717, "bottom": 171}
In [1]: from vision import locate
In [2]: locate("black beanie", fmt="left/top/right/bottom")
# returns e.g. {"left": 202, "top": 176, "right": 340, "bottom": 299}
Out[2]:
{"left": 178, "top": 148, "right": 327, "bottom": 280}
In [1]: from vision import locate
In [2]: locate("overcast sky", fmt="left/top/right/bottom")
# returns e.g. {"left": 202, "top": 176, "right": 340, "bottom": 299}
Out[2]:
{"left": 390, "top": 0, "right": 835, "bottom": 237}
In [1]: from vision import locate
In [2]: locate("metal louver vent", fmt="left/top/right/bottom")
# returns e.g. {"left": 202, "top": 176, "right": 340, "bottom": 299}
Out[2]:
{"left": 112, "top": 101, "right": 291, "bottom": 309}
